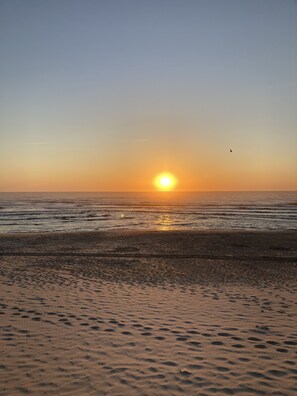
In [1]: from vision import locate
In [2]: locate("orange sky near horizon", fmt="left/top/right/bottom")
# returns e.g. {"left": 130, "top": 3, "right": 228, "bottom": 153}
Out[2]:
{"left": 1, "top": 111, "right": 296, "bottom": 192}
{"left": 1, "top": 144, "right": 296, "bottom": 192}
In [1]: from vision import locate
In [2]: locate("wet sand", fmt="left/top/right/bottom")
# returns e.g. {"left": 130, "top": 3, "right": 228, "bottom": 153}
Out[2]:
{"left": 0, "top": 230, "right": 297, "bottom": 395}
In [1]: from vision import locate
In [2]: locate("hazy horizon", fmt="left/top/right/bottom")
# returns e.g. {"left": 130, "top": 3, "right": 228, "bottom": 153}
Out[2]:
{"left": 1, "top": 189, "right": 297, "bottom": 193}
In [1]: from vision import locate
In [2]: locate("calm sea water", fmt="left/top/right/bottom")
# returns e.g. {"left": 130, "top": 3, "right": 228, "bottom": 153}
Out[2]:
{"left": 0, "top": 192, "right": 296, "bottom": 233}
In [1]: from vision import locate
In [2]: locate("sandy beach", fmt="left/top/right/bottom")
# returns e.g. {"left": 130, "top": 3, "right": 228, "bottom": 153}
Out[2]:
{"left": 0, "top": 230, "right": 297, "bottom": 395}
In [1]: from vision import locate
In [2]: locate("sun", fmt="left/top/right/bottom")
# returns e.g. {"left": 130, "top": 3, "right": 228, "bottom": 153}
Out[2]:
{"left": 154, "top": 172, "right": 177, "bottom": 191}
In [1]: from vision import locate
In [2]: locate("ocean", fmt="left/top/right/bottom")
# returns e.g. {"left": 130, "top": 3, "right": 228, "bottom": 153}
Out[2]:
{"left": 0, "top": 191, "right": 296, "bottom": 233}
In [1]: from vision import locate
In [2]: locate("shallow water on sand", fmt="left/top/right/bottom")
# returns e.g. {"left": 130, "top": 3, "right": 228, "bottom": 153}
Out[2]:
{"left": 0, "top": 191, "right": 296, "bottom": 233}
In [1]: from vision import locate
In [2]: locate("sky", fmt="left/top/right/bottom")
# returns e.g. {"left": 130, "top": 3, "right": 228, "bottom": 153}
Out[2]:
{"left": 0, "top": 0, "right": 296, "bottom": 192}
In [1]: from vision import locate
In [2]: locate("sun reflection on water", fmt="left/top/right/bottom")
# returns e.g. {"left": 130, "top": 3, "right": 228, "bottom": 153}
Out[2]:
{"left": 157, "top": 212, "right": 173, "bottom": 231}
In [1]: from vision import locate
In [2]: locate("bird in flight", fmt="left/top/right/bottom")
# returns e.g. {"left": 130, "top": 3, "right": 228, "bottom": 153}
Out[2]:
{"left": 230, "top": 148, "right": 233, "bottom": 152}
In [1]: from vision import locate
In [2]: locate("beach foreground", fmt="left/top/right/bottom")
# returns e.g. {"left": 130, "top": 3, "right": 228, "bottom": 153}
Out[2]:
{"left": 0, "top": 230, "right": 297, "bottom": 395}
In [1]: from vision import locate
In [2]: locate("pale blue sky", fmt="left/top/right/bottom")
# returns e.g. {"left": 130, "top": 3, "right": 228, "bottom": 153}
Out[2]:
{"left": 0, "top": 0, "right": 296, "bottom": 191}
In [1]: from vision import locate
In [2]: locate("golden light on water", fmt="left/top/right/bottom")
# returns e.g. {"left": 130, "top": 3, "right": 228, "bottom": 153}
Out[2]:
{"left": 154, "top": 172, "right": 177, "bottom": 191}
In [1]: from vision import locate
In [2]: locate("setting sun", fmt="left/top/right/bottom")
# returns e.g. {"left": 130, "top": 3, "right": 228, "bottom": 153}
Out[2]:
{"left": 154, "top": 172, "right": 177, "bottom": 191}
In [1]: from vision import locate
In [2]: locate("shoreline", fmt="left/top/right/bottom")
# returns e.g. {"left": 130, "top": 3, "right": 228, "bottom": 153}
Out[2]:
{"left": 1, "top": 229, "right": 296, "bottom": 258}
{"left": 1, "top": 227, "right": 297, "bottom": 234}
{"left": 1, "top": 227, "right": 296, "bottom": 237}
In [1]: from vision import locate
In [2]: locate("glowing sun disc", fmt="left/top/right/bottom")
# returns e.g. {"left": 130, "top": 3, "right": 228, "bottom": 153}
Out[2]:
{"left": 154, "top": 172, "right": 177, "bottom": 191}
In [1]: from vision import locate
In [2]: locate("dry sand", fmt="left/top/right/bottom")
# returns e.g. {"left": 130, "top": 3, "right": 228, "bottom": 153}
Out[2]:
{"left": 0, "top": 230, "right": 297, "bottom": 395}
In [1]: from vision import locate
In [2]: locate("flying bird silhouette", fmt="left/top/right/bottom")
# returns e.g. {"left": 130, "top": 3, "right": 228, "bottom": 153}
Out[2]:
{"left": 230, "top": 148, "right": 233, "bottom": 152}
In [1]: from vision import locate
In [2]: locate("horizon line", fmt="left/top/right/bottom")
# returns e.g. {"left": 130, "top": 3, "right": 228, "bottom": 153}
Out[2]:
{"left": 0, "top": 190, "right": 296, "bottom": 194}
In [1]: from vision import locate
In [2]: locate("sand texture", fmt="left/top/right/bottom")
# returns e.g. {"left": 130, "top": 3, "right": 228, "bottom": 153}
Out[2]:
{"left": 0, "top": 230, "right": 297, "bottom": 395}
